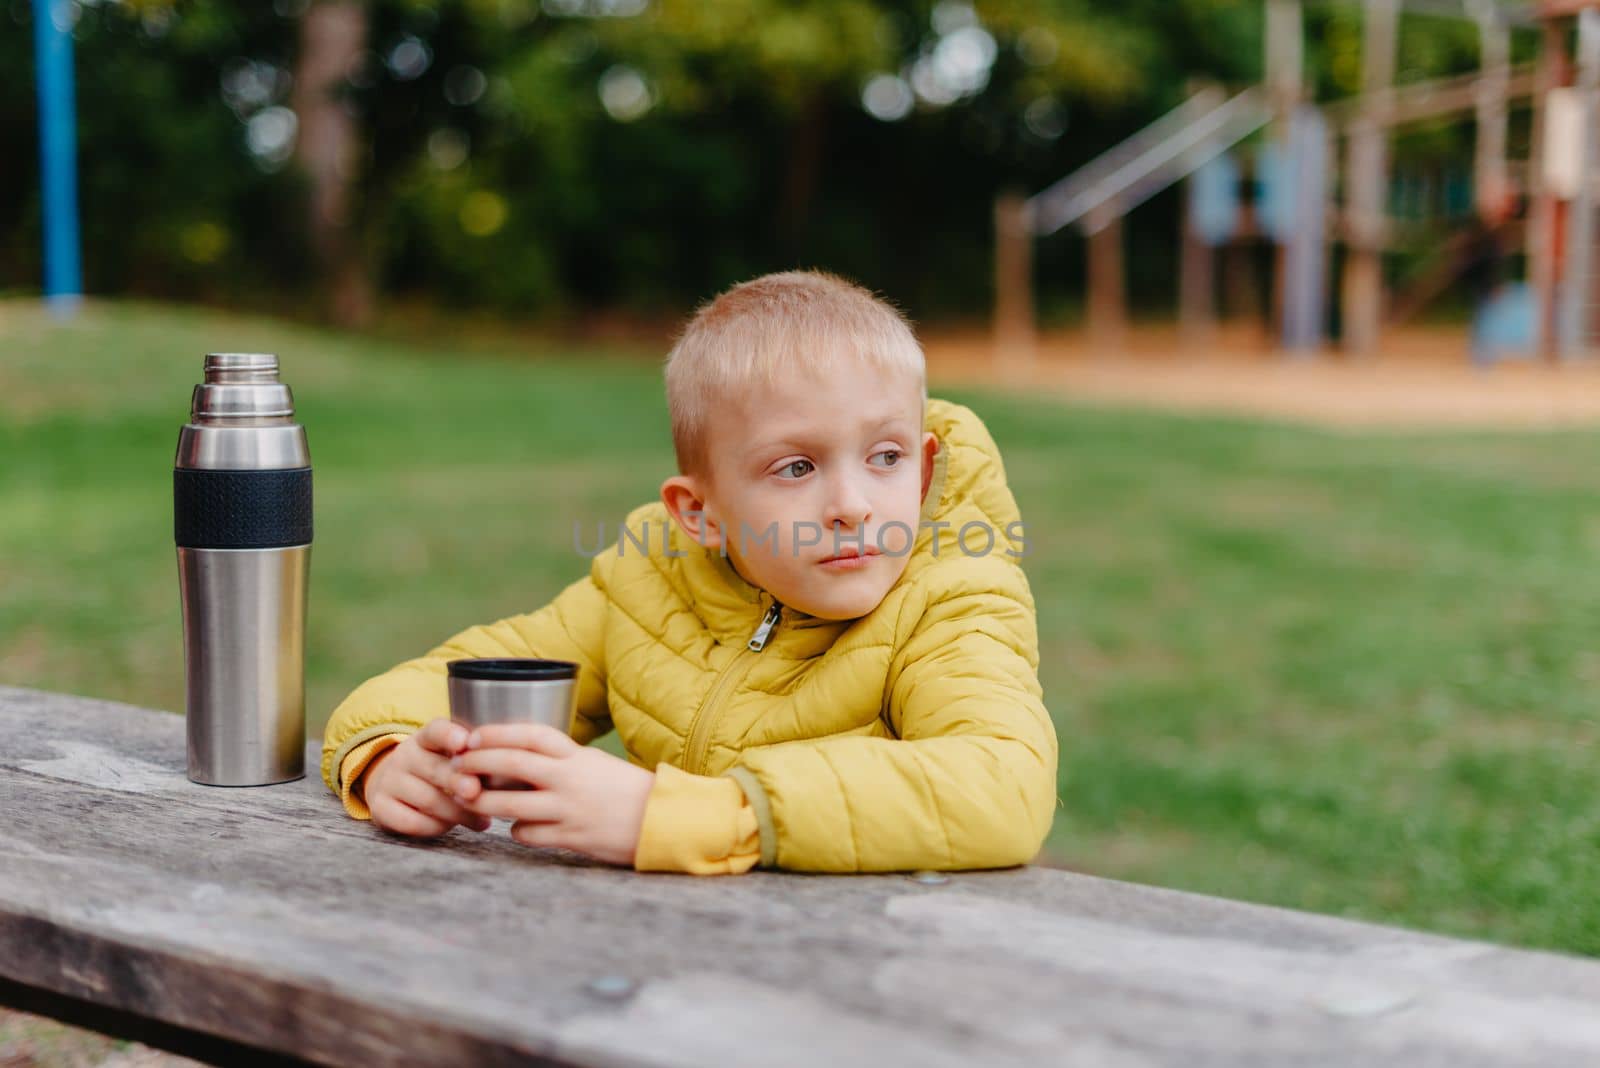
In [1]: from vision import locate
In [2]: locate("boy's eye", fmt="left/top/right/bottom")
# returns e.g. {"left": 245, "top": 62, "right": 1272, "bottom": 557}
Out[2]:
{"left": 777, "top": 459, "right": 814, "bottom": 479}
{"left": 869, "top": 449, "right": 902, "bottom": 468}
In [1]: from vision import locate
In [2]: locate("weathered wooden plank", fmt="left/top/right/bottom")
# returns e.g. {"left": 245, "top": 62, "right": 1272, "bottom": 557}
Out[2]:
{"left": 2, "top": 684, "right": 1599, "bottom": 1068}
{"left": 993, "top": 191, "right": 1036, "bottom": 366}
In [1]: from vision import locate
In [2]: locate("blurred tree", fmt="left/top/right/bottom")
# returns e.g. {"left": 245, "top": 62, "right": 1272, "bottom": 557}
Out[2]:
{"left": 580, "top": 0, "right": 1150, "bottom": 258}
{"left": 294, "top": 0, "right": 372, "bottom": 326}
{"left": 0, "top": 0, "right": 1501, "bottom": 324}
{"left": 3, "top": 0, "right": 303, "bottom": 302}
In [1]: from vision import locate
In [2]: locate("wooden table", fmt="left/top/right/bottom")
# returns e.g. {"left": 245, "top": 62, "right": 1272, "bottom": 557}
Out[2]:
{"left": 3, "top": 684, "right": 1599, "bottom": 1067}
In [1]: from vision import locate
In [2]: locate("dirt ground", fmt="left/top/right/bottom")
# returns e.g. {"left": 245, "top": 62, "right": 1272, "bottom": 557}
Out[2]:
{"left": 0, "top": 1013, "right": 199, "bottom": 1068}
{"left": 389, "top": 305, "right": 1600, "bottom": 432}
{"left": 923, "top": 322, "right": 1600, "bottom": 430}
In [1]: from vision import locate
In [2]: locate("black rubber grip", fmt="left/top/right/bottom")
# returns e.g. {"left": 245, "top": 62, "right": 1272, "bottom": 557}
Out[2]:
{"left": 174, "top": 467, "right": 313, "bottom": 549}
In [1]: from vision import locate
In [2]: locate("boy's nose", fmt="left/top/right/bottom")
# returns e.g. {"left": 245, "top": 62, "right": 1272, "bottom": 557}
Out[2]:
{"left": 822, "top": 479, "right": 873, "bottom": 530}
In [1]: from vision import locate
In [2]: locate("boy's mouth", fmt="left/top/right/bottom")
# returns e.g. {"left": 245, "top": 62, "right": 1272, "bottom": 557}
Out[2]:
{"left": 818, "top": 547, "right": 880, "bottom": 569}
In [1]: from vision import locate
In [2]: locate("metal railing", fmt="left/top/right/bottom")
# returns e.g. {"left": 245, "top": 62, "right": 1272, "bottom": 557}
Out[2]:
{"left": 1323, "top": 63, "right": 1539, "bottom": 130}
{"left": 1026, "top": 87, "right": 1272, "bottom": 238}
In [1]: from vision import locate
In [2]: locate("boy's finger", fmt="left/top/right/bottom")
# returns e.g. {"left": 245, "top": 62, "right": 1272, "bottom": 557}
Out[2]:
{"left": 393, "top": 774, "right": 480, "bottom": 828}
{"left": 509, "top": 820, "right": 566, "bottom": 850}
{"left": 466, "top": 786, "right": 565, "bottom": 822}
{"left": 453, "top": 748, "right": 561, "bottom": 789}
{"left": 414, "top": 753, "right": 481, "bottom": 799}
{"left": 415, "top": 718, "right": 470, "bottom": 756}
{"left": 465, "top": 723, "right": 577, "bottom": 757}
{"left": 371, "top": 795, "right": 450, "bottom": 838}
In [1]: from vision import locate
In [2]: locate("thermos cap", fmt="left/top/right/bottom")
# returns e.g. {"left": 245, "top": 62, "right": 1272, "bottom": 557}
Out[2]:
{"left": 206, "top": 352, "right": 279, "bottom": 377}
{"left": 192, "top": 352, "right": 294, "bottom": 421}
{"left": 176, "top": 352, "right": 308, "bottom": 470}
{"left": 447, "top": 658, "right": 579, "bottom": 682}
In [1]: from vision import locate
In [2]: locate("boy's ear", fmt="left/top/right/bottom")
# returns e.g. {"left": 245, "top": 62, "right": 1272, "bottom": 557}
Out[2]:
{"left": 660, "top": 474, "right": 723, "bottom": 550}
{"left": 919, "top": 431, "right": 939, "bottom": 504}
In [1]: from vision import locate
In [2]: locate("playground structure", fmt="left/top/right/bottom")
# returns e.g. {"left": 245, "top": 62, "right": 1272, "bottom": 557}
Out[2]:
{"left": 994, "top": 0, "right": 1600, "bottom": 363}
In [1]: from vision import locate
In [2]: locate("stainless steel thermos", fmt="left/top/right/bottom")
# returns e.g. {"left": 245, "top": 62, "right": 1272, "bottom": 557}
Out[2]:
{"left": 174, "top": 353, "right": 311, "bottom": 786}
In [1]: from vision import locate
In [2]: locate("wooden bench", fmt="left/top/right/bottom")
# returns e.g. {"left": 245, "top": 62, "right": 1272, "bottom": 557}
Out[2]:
{"left": 2, "top": 683, "right": 1598, "bottom": 1067}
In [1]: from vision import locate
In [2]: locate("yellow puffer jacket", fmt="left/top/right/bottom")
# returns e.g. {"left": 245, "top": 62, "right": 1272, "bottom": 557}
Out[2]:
{"left": 322, "top": 396, "right": 1059, "bottom": 872}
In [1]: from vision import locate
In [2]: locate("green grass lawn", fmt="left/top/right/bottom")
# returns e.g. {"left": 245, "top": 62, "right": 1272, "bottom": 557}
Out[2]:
{"left": 3, "top": 299, "right": 1596, "bottom": 960}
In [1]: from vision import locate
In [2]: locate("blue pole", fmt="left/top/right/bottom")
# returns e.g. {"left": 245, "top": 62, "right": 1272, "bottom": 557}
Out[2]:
{"left": 33, "top": 0, "right": 83, "bottom": 318}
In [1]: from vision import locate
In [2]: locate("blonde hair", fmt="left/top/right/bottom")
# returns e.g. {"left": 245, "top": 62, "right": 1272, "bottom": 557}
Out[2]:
{"left": 664, "top": 270, "right": 926, "bottom": 477}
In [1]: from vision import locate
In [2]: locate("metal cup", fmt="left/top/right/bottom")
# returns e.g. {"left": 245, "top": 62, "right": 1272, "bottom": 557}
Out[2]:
{"left": 446, "top": 658, "right": 577, "bottom": 790}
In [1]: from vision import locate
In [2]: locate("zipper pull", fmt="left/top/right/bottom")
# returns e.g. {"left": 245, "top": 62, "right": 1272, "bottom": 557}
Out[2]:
{"left": 747, "top": 601, "right": 782, "bottom": 651}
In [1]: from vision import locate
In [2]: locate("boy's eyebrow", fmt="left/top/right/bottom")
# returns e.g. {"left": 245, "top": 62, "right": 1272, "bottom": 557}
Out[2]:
{"left": 750, "top": 414, "right": 914, "bottom": 454}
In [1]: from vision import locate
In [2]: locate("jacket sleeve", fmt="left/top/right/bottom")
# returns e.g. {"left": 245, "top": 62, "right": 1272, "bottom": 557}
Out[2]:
{"left": 320, "top": 553, "right": 614, "bottom": 805}
{"left": 728, "top": 559, "right": 1059, "bottom": 873}
{"left": 633, "top": 764, "right": 762, "bottom": 875}
{"left": 335, "top": 732, "right": 410, "bottom": 819}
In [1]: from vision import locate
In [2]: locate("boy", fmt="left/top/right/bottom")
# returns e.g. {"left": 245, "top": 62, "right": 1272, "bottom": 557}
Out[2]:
{"left": 321, "top": 270, "right": 1058, "bottom": 874}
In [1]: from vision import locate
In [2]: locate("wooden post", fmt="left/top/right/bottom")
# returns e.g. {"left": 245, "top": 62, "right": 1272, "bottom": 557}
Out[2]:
{"left": 1265, "top": 0, "right": 1305, "bottom": 114}
{"left": 1342, "top": 0, "right": 1398, "bottom": 357}
{"left": 1558, "top": 8, "right": 1600, "bottom": 358}
{"left": 1530, "top": 12, "right": 1573, "bottom": 360}
{"left": 1283, "top": 107, "right": 1332, "bottom": 354}
{"left": 1180, "top": 186, "right": 1217, "bottom": 349}
{"left": 993, "top": 192, "right": 1036, "bottom": 366}
{"left": 1086, "top": 203, "right": 1126, "bottom": 355}
{"left": 1266, "top": 0, "right": 1305, "bottom": 354}
{"left": 1474, "top": 3, "right": 1512, "bottom": 217}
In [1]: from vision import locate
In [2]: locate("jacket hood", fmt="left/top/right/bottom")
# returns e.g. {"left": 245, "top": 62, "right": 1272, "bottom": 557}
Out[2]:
{"left": 623, "top": 396, "right": 1024, "bottom": 646}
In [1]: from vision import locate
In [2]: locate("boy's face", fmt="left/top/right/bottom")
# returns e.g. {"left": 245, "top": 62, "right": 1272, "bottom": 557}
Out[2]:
{"left": 662, "top": 362, "right": 938, "bottom": 622}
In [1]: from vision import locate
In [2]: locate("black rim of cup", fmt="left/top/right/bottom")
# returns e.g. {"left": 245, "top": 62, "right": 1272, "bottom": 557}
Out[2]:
{"left": 446, "top": 658, "right": 578, "bottom": 681}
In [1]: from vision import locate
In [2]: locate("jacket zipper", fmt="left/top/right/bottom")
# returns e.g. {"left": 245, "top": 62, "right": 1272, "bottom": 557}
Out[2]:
{"left": 682, "top": 596, "right": 782, "bottom": 776}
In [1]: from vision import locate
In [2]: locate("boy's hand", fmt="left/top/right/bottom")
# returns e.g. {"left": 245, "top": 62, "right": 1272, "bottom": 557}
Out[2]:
{"left": 452, "top": 725, "right": 655, "bottom": 868}
{"left": 362, "top": 718, "right": 493, "bottom": 838}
